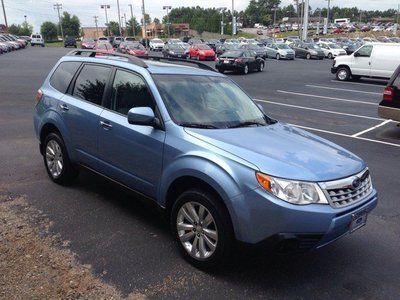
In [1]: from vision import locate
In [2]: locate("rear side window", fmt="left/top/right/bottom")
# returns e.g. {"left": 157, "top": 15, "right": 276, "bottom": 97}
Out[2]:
{"left": 73, "top": 64, "right": 111, "bottom": 105}
{"left": 50, "top": 62, "right": 81, "bottom": 93}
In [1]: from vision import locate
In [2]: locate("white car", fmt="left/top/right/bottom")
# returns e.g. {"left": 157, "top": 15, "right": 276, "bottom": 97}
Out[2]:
{"left": 149, "top": 38, "right": 164, "bottom": 51}
{"left": 30, "top": 34, "right": 45, "bottom": 47}
{"left": 317, "top": 42, "right": 347, "bottom": 59}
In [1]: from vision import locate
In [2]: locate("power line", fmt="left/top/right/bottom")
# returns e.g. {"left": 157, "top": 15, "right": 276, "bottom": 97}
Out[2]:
{"left": 53, "top": 3, "right": 64, "bottom": 39}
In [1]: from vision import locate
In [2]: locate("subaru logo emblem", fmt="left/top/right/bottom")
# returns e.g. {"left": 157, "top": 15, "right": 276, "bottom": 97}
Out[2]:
{"left": 352, "top": 178, "right": 361, "bottom": 189}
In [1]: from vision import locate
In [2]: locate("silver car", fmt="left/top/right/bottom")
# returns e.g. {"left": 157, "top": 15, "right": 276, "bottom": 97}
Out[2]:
{"left": 265, "top": 43, "right": 295, "bottom": 60}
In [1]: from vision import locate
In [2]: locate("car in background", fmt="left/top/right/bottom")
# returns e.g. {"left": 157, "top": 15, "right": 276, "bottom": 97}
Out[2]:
{"left": 125, "top": 43, "right": 148, "bottom": 57}
{"left": 361, "top": 25, "right": 370, "bottom": 32}
{"left": 1, "top": 34, "right": 22, "bottom": 49}
{"left": 19, "top": 35, "right": 31, "bottom": 43}
{"left": 188, "top": 44, "right": 216, "bottom": 60}
{"left": 205, "top": 39, "right": 221, "bottom": 51}
{"left": 30, "top": 34, "right": 45, "bottom": 47}
{"left": 98, "top": 37, "right": 109, "bottom": 42}
{"left": 117, "top": 41, "right": 132, "bottom": 53}
{"left": 238, "top": 43, "right": 266, "bottom": 59}
{"left": 81, "top": 38, "right": 96, "bottom": 49}
{"left": 149, "top": 38, "right": 165, "bottom": 51}
{"left": 378, "top": 64, "right": 400, "bottom": 122}
{"left": 265, "top": 43, "right": 295, "bottom": 60}
{"left": 94, "top": 42, "right": 115, "bottom": 54}
{"left": 64, "top": 36, "right": 77, "bottom": 48}
{"left": 339, "top": 41, "right": 358, "bottom": 55}
{"left": 113, "top": 36, "right": 124, "bottom": 48}
{"left": 124, "top": 36, "right": 136, "bottom": 42}
{"left": 188, "top": 38, "right": 204, "bottom": 45}
{"left": 291, "top": 42, "right": 324, "bottom": 60}
{"left": 317, "top": 42, "right": 347, "bottom": 59}
{"left": 216, "top": 43, "right": 238, "bottom": 57}
{"left": 257, "top": 29, "right": 263, "bottom": 35}
{"left": 216, "top": 50, "right": 265, "bottom": 74}
{"left": 162, "top": 43, "right": 188, "bottom": 59}
{"left": 167, "top": 38, "right": 182, "bottom": 44}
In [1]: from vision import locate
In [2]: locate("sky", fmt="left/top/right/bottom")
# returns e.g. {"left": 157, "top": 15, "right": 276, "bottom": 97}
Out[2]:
{"left": 2, "top": 0, "right": 399, "bottom": 33}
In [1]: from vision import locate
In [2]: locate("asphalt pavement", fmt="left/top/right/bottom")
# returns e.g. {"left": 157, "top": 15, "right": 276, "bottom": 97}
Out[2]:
{"left": 0, "top": 47, "right": 399, "bottom": 299}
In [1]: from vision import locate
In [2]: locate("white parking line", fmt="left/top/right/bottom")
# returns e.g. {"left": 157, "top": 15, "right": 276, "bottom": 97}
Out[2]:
{"left": 330, "top": 80, "right": 386, "bottom": 87}
{"left": 276, "top": 90, "right": 377, "bottom": 106}
{"left": 255, "top": 99, "right": 384, "bottom": 121}
{"left": 305, "top": 84, "right": 381, "bottom": 95}
{"left": 292, "top": 124, "right": 400, "bottom": 148}
{"left": 351, "top": 119, "right": 393, "bottom": 137}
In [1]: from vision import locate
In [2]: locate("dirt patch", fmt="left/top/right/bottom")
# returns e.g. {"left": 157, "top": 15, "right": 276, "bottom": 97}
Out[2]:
{"left": 0, "top": 194, "right": 146, "bottom": 299}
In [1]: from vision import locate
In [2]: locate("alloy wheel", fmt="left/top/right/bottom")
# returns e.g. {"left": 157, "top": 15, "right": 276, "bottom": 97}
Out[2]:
{"left": 45, "top": 139, "right": 63, "bottom": 178}
{"left": 176, "top": 201, "right": 218, "bottom": 260}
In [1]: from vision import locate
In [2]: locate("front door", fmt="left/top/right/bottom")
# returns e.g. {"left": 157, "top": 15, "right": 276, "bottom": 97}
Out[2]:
{"left": 351, "top": 45, "right": 373, "bottom": 76}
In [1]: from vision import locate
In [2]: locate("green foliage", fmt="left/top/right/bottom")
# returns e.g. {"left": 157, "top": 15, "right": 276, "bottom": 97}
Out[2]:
{"left": 126, "top": 17, "right": 142, "bottom": 37}
{"left": 41, "top": 21, "right": 58, "bottom": 41}
{"left": 8, "top": 22, "right": 33, "bottom": 36}
{"left": 60, "top": 11, "right": 80, "bottom": 38}
{"left": 104, "top": 21, "right": 120, "bottom": 36}
{"left": 245, "top": 0, "right": 281, "bottom": 26}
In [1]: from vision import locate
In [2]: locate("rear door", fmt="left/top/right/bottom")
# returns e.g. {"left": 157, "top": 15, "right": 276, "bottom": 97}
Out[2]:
{"left": 370, "top": 45, "right": 400, "bottom": 78}
{"left": 60, "top": 63, "right": 112, "bottom": 166}
{"left": 351, "top": 45, "right": 373, "bottom": 76}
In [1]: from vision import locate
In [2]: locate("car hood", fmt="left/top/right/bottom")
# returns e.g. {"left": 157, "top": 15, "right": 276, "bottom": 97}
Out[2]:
{"left": 279, "top": 49, "right": 294, "bottom": 54}
{"left": 184, "top": 122, "right": 365, "bottom": 182}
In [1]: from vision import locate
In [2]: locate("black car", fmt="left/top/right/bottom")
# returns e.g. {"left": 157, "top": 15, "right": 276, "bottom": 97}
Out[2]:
{"left": 378, "top": 64, "right": 400, "bottom": 122}
{"left": 291, "top": 42, "right": 324, "bottom": 59}
{"left": 162, "top": 43, "right": 188, "bottom": 59}
{"left": 64, "top": 36, "right": 77, "bottom": 48}
{"left": 339, "top": 41, "right": 357, "bottom": 55}
{"left": 216, "top": 50, "right": 265, "bottom": 74}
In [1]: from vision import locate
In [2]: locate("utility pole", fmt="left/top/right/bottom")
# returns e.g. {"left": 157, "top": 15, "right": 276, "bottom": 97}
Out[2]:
{"left": 100, "top": 5, "right": 110, "bottom": 36}
{"left": 123, "top": 13, "right": 127, "bottom": 36}
{"left": 299, "top": 0, "right": 303, "bottom": 39}
{"left": 272, "top": 6, "right": 279, "bottom": 26}
{"left": 231, "top": 0, "right": 236, "bottom": 36}
{"left": 218, "top": 7, "right": 226, "bottom": 36}
{"left": 163, "top": 5, "right": 172, "bottom": 38}
{"left": 1, "top": 0, "right": 8, "bottom": 29}
{"left": 128, "top": 4, "right": 135, "bottom": 37}
{"left": 302, "top": 0, "right": 309, "bottom": 41}
{"left": 326, "top": 0, "right": 331, "bottom": 24}
{"left": 53, "top": 3, "right": 64, "bottom": 40}
{"left": 24, "top": 15, "right": 27, "bottom": 23}
{"left": 116, "top": 0, "right": 122, "bottom": 36}
{"left": 293, "top": 0, "right": 299, "bottom": 37}
{"left": 93, "top": 16, "right": 99, "bottom": 39}
{"left": 142, "top": 0, "right": 147, "bottom": 47}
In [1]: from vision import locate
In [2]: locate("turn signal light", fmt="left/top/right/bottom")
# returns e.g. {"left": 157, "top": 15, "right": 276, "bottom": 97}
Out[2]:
{"left": 383, "top": 86, "right": 394, "bottom": 101}
{"left": 256, "top": 172, "right": 271, "bottom": 191}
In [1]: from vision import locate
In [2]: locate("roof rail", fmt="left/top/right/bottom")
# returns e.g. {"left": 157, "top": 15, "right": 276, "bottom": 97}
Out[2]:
{"left": 138, "top": 55, "right": 217, "bottom": 72}
{"left": 66, "top": 49, "right": 148, "bottom": 68}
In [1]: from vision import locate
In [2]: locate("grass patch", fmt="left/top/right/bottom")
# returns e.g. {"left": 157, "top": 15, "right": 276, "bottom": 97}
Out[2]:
{"left": 45, "top": 41, "right": 81, "bottom": 48}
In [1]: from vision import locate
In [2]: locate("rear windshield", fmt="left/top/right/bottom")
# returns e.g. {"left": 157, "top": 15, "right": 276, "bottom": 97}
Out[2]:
{"left": 221, "top": 51, "right": 242, "bottom": 57}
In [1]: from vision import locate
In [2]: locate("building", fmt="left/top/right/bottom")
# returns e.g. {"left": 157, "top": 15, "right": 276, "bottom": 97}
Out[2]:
{"left": 142, "top": 22, "right": 189, "bottom": 38}
{"left": 81, "top": 26, "right": 107, "bottom": 39}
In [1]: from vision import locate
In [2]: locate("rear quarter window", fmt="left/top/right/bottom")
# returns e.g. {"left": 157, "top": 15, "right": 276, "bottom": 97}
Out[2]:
{"left": 49, "top": 62, "right": 81, "bottom": 93}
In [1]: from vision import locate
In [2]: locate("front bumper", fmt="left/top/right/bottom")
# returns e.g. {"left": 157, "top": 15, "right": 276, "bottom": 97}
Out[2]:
{"left": 331, "top": 66, "right": 338, "bottom": 74}
{"left": 229, "top": 187, "right": 378, "bottom": 249}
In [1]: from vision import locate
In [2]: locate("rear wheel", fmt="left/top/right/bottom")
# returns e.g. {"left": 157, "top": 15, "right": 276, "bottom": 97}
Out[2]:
{"left": 171, "top": 189, "right": 234, "bottom": 269}
{"left": 258, "top": 62, "right": 264, "bottom": 72}
{"left": 336, "top": 66, "right": 350, "bottom": 81}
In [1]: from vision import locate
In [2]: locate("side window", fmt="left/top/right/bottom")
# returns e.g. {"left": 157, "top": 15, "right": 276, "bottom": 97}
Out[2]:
{"left": 355, "top": 45, "right": 373, "bottom": 57}
{"left": 50, "top": 62, "right": 81, "bottom": 93}
{"left": 73, "top": 64, "right": 111, "bottom": 105}
{"left": 111, "top": 70, "right": 155, "bottom": 115}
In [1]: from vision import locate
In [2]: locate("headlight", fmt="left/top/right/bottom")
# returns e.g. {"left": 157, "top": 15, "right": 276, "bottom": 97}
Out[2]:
{"left": 170, "top": 51, "right": 175, "bottom": 54}
{"left": 310, "top": 50, "right": 318, "bottom": 55}
{"left": 256, "top": 172, "right": 328, "bottom": 205}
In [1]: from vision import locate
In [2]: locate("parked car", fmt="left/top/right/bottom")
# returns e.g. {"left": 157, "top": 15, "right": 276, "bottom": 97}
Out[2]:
{"left": 265, "top": 43, "right": 295, "bottom": 60}
{"left": 94, "top": 42, "right": 115, "bottom": 54}
{"left": 125, "top": 43, "right": 148, "bottom": 57}
{"left": 339, "top": 41, "right": 358, "bottom": 55}
{"left": 317, "top": 42, "right": 347, "bottom": 59}
{"left": 188, "top": 44, "right": 216, "bottom": 60}
{"left": 117, "top": 41, "right": 133, "bottom": 53}
{"left": 378, "top": 64, "right": 400, "bottom": 122}
{"left": 64, "top": 36, "right": 77, "bottom": 48}
{"left": 81, "top": 38, "right": 96, "bottom": 49}
{"left": 256, "top": 29, "right": 263, "bottom": 35}
{"left": 215, "top": 43, "right": 238, "bottom": 56}
{"left": 30, "top": 33, "right": 45, "bottom": 47}
{"left": 331, "top": 43, "right": 400, "bottom": 81}
{"left": 291, "top": 42, "right": 324, "bottom": 59}
{"left": 238, "top": 43, "right": 266, "bottom": 59}
{"left": 216, "top": 50, "right": 265, "bottom": 74}
{"left": 34, "top": 50, "right": 377, "bottom": 268}
{"left": 205, "top": 39, "right": 221, "bottom": 51}
{"left": 162, "top": 43, "right": 188, "bottom": 59}
{"left": 98, "top": 37, "right": 109, "bottom": 42}
{"left": 188, "top": 38, "right": 204, "bottom": 45}
{"left": 124, "top": 36, "right": 136, "bottom": 42}
{"left": 149, "top": 38, "right": 165, "bottom": 51}
{"left": 113, "top": 36, "right": 124, "bottom": 48}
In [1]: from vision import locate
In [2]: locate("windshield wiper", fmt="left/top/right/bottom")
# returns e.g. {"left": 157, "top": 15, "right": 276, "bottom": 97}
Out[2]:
{"left": 228, "top": 121, "right": 266, "bottom": 128}
{"left": 180, "top": 122, "right": 218, "bottom": 129}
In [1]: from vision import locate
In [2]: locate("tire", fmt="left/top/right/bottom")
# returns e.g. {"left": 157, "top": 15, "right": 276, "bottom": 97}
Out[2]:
{"left": 328, "top": 52, "right": 333, "bottom": 59}
{"left": 171, "top": 189, "right": 234, "bottom": 269}
{"left": 306, "top": 53, "right": 311, "bottom": 60}
{"left": 276, "top": 53, "right": 280, "bottom": 60}
{"left": 243, "top": 64, "right": 249, "bottom": 74}
{"left": 43, "top": 132, "right": 79, "bottom": 185}
{"left": 336, "top": 66, "right": 351, "bottom": 81}
{"left": 41, "top": 44, "right": 45, "bottom": 47}
{"left": 258, "top": 62, "right": 264, "bottom": 72}
{"left": 217, "top": 68, "right": 224, "bottom": 74}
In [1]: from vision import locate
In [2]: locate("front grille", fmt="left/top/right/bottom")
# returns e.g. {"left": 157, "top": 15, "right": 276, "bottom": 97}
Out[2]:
{"left": 320, "top": 169, "right": 373, "bottom": 208}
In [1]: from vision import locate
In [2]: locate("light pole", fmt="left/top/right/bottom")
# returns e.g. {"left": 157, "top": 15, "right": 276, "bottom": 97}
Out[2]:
{"left": 218, "top": 7, "right": 227, "bottom": 36}
{"left": 128, "top": 4, "right": 135, "bottom": 37}
{"left": 315, "top": 8, "right": 321, "bottom": 36}
{"left": 53, "top": 3, "right": 64, "bottom": 40}
{"left": 231, "top": 0, "right": 236, "bottom": 36}
{"left": 163, "top": 5, "right": 172, "bottom": 38}
{"left": 142, "top": 0, "right": 148, "bottom": 47}
{"left": 93, "top": 16, "right": 99, "bottom": 39}
{"left": 116, "top": 0, "right": 122, "bottom": 36}
{"left": 302, "top": 0, "right": 309, "bottom": 41}
{"left": 100, "top": 5, "right": 110, "bottom": 36}
{"left": 272, "top": 6, "right": 279, "bottom": 26}
{"left": 24, "top": 15, "right": 27, "bottom": 23}
{"left": 326, "top": 0, "right": 332, "bottom": 24}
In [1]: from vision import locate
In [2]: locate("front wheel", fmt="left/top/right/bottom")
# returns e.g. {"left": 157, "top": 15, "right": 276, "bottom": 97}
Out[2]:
{"left": 171, "top": 189, "right": 234, "bottom": 269}
{"left": 306, "top": 53, "right": 311, "bottom": 60}
{"left": 276, "top": 53, "right": 280, "bottom": 60}
{"left": 258, "top": 62, "right": 264, "bottom": 72}
{"left": 328, "top": 52, "right": 333, "bottom": 59}
{"left": 243, "top": 64, "right": 249, "bottom": 74}
{"left": 336, "top": 67, "right": 351, "bottom": 81}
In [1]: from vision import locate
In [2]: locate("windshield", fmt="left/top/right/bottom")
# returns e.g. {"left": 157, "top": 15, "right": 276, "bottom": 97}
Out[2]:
{"left": 152, "top": 39, "right": 163, "bottom": 43}
{"left": 83, "top": 38, "right": 94, "bottom": 43}
{"left": 328, "top": 43, "right": 340, "bottom": 49}
{"left": 154, "top": 75, "right": 268, "bottom": 129}
{"left": 197, "top": 44, "right": 211, "bottom": 50}
{"left": 277, "top": 44, "right": 290, "bottom": 49}
{"left": 128, "top": 43, "right": 145, "bottom": 50}
{"left": 306, "top": 44, "right": 320, "bottom": 49}
{"left": 169, "top": 44, "right": 183, "bottom": 49}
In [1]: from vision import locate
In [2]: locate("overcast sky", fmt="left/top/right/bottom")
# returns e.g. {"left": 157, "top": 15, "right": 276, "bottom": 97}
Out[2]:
{"left": 3, "top": 0, "right": 399, "bottom": 32}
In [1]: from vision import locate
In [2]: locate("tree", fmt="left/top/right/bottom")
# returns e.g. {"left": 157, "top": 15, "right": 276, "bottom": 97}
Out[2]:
{"left": 60, "top": 11, "right": 80, "bottom": 38}
{"left": 154, "top": 18, "right": 160, "bottom": 25}
{"left": 40, "top": 21, "right": 58, "bottom": 41}
{"left": 104, "top": 21, "right": 120, "bottom": 36}
{"left": 8, "top": 24, "right": 20, "bottom": 35}
{"left": 126, "top": 17, "right": 141, "bottom": 37}
{"left": 8, "top": 22, "right": 33, "bottom": 36}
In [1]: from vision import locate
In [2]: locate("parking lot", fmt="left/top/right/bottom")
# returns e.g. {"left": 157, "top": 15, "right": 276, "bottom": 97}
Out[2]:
{"left": 1, "top": 47, "right": 399, "bottom": 298}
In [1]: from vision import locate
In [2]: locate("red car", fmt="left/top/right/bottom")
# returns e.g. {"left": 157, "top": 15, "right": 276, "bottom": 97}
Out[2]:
{"left": 126, "top": 43, "right": 148, "bottom": 57}
{"left": 81, "top": 38, "right": 96, "bottom": 49}
{"left": 94, "top": 42, "right": 115, "bottom": 55}
{"left": 332, "top": 27, "right": 344, "bottom": 34}
{"left": 188, "top": 44, "right": 216, "bottom": 61}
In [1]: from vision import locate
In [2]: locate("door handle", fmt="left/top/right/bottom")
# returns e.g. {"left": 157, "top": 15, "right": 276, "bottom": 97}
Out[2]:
{"left": 369, "top": 62, "right": 371, "bottom": 65}
{"left": 59, "top": 103, "right": 69, "bottom": 111}
{"left": 100, "top": 120, "right": 112, "bottom": 129}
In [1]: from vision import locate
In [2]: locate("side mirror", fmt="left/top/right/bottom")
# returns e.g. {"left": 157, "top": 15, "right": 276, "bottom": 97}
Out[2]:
{"left": 305, "top": 47, "right": 309, "bottom": 50}
{"left": 354, "top": 52, "right": 360, "bottom": 57}
{"left": 127, "top": 107, "right": 159, "bottom": 127}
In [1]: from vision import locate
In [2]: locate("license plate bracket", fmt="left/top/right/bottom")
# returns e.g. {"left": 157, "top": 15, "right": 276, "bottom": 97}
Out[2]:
{"left": 350, "top": 209, "right": 368, "bottom": 233}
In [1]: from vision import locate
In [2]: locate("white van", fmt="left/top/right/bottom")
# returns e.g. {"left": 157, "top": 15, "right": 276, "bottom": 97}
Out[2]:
{"left": 30, "top": 34, "right": 45, "bottom": 47}
{"left": 331, "top": 43, "right": 400, "bottom": 81}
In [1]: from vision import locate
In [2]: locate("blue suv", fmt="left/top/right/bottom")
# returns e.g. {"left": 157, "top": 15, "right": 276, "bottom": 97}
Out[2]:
{"left": 34, "top": 50, "right": 377, "bottom": 268}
